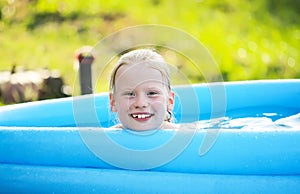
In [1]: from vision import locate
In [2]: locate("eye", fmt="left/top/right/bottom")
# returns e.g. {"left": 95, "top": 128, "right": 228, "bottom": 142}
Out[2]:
{"left": 147, "top": 90, "right": 160, "bottom": 97}
{"left": 123, "top": 92, "right": 135, "bottom": 97}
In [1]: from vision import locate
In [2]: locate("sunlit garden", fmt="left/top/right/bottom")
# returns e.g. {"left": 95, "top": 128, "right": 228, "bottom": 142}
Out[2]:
{"left": 0, "top": 0, "right": 299, "bottom": 104}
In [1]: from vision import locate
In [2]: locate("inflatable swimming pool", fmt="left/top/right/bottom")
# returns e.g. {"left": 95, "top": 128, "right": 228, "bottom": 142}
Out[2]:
{"left": 0, "top": 79, "right": 300, "bottom": 193}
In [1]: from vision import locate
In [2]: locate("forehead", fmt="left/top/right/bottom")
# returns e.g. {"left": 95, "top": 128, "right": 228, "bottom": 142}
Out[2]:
{"left": 115, "top": 64, "right": 165, "bottom": 89}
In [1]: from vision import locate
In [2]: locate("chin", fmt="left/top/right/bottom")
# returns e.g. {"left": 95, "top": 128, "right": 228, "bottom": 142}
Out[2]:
{"left": 126, "top": 124, "right": 161, "bottom": 131}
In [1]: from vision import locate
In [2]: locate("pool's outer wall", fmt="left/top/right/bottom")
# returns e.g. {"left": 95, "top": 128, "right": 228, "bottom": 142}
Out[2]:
{"left": 1, "top": 79, "right": 299, "bottom": 127}
{"left": 0, "top": 79, "right": 300, "bottom": 193}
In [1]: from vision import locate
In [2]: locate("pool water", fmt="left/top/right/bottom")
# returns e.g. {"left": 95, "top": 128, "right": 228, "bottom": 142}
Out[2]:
{"left": 193, "top": 108, "right": 300, "bottom": 130}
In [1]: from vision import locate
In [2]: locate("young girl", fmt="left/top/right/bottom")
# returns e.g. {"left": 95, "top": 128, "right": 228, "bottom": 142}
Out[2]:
{"left": 109, "top": 48, "right": 178, "bottom": 131}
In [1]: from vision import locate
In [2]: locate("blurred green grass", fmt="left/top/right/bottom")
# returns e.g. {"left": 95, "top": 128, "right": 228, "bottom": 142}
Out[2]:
{"left": 0, "top": 0, "right": 299, "bottom": 96}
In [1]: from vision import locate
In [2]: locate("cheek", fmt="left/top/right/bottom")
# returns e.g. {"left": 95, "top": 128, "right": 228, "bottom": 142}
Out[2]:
{"left": 116, "top": 98, "right": 132, "bottom": 111}
{"left": 151, "top": 98, "right": 168, "bottom": 111}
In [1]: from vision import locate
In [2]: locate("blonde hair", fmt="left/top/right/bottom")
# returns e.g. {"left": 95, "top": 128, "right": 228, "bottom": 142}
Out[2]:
{"left": 109, "top": 48, "right": 171, "bottom": 92}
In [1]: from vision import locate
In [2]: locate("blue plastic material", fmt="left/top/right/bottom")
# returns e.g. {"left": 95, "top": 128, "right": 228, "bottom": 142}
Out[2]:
{"left": 1, "top": 79, "right": 299, "bottom": 127}
{"left": 0, "top": 79, "right": 300, "bottom": 193}
{"left": 1, "top": 164, "right": 300, "bottom": 194}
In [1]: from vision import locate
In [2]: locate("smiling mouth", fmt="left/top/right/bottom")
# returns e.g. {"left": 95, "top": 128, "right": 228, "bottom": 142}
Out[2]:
{"left": 130, "top": 113, "right": 154, "bottom": 119}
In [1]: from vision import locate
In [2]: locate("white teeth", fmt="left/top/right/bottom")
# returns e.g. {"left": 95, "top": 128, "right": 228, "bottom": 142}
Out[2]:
{"left": 132, "top": 114, "right": 151, "bottom": 119}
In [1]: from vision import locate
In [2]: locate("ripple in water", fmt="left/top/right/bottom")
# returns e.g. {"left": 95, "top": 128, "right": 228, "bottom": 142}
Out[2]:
{"left": 193, "top": 113, "right": 300, "bottom": 130}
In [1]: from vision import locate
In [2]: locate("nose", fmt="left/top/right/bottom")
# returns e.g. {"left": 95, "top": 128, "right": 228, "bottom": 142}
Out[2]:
{"left": 134, "top": 94, "right": 148, "bottom": 109}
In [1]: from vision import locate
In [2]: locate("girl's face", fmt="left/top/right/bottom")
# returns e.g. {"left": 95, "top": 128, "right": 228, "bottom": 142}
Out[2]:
{"left": 109, "top": 64, "right": 174, "bottom": 131}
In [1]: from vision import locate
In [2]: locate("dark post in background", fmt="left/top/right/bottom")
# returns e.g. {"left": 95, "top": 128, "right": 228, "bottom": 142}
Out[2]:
{"left": 75, "top": 46, "right": 94, "bottom": 95}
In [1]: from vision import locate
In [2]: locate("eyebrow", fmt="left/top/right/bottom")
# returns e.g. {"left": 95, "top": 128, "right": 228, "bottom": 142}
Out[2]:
{"left": 115, "top": 87, "right": 135, "bottom": 94}
{"left": 147, "top": 86, "right": 164, "bottom": 91}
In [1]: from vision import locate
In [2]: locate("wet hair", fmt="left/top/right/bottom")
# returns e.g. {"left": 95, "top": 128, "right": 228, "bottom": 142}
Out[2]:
{"left": 109, "top": 48, "right": 171, "bottom": 93}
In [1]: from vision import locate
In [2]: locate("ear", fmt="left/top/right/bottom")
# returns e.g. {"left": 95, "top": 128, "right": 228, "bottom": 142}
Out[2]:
{"left": 167, "top": 91, "right": 175, "bottom": 111}
{"left": 109, "top": 93, "right": 117, "bottom": 112}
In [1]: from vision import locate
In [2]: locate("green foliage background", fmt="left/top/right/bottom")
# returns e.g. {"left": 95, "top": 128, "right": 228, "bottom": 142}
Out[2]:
{"left": 0, "top": 0, "right": 299, "bottom": 96}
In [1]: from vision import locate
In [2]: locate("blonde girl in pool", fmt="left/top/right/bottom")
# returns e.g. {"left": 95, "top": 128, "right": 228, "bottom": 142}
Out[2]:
{"left": 109, "top": 49, "right": 178, "bottom": 131}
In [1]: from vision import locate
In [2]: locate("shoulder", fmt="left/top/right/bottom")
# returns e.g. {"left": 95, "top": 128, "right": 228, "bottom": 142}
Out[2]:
{"left": 161, "top": 122, "right": 179, "bottom": 129}
{"left": 109, "top": 124, "right": 123, "bottom": 129}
